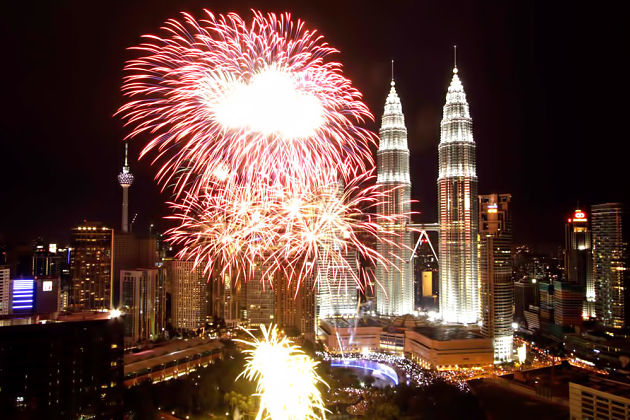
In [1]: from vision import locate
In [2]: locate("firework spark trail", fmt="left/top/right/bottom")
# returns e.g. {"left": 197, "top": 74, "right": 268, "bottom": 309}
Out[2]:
{"left": 237, "top": 324, "right": 328, "bottom": 420}
{"left": 119, "top": 10, "right": 410, "bottom": 300}
{"left": 166, "top": 172, "right": 407, "bottom": 292}
{"left": 118, "top": 10, "right": 376, "bottom": 197}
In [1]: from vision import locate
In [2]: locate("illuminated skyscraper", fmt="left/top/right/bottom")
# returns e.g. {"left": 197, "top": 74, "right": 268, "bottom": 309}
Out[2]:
{"left": 438, "top": 60, "right": 479, "bottom": 324}
{"left": 479, "top": 193, "right": 513, "bottom": 362}
{"left": 376, "top": 72, "right": 414, "bottom": 316}
{"left": 243, "top": 265, "right": 275, "bottom": 327}
{"left": 163, "top": 259, "right": 206, "bottom": 331}
{"left": 120, "top": 268, "right": 165, "bottom": 344}
{"left": 117, "top": 142, "right": 134, "bottom": 233}
{"left": 274, "top": 272, "right": 316, "bottom": 342}
{"left": 316, "top": 247, "right": 359, "bottom": 320}
{"left": 564, "top": 208, "right": 594, "bottom": 318}
{"left": 591, "top": 203, "right": 628, "bottom": 328}
{"left": 317, "top": 182, "right": 360, "bottom": 320}
{"left": 70, "top": 221, "right": 113, "bottom": 310}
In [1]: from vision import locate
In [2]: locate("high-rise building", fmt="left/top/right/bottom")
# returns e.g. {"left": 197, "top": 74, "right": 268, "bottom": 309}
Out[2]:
{"left": 538, "top": 281, "right": 554, "bottom": 321}
{"left": 32, "top": 241, "right": 68, "bottom": 278}
{"left": 117, "top": 141, "right": 134, "bottom": 234}
{"left": 553, "top": 280, "right": 583, "bottom": 327}
{"left": 0, "top": 313, "right": 124, "bottom": 419}
{"left": 565, "top": 208, "right": 594, "bottom": 318}
{"left": 514, "top": 278, "right": 538, "bottom": 323}
{"left": 375, "top": 73, "right": 414, "bottom": 316}
{"left": 112, "top": 233, "right": 159, "bottom": 307}
{"left": 479, "top": 193, "right": 513, "bottom": 362}
{"left": 0, "top": 266, "right": 9, "bottom": 315}
{"left": 316, "top": 184, "right": 360, "bottom": 319}
{"left": 211, "top": 272, "right": 241, "bottom": 327}
{"left": 316, "top": 252, "right": 359, "bottom": 320}
{"left": 274, "top": 272, "right": 316, "bottom": 343}
{"left": 120, "top": 268, "right": 165, "bottom": 344}
{"left": 592, "top": 203, "right": 628, "bottom": 328}
{"left": 164, "top": 259, "right": 206, "bottom": 331}
{"left": 438, "top": 60, "right": 479, "bottom": 324}
{"left": 70, "top": 222, "right": 114, "bottom": 310}
{"left": 243, "top": 264, "right": 275, "bottom": 327}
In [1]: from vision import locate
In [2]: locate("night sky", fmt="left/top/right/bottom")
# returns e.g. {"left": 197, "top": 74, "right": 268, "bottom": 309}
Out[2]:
{"left": 1, "top": 1, "right": 628, "bottom": 250}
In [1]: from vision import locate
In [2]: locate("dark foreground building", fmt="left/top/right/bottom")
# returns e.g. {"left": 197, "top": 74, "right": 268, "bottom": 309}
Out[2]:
{"left": 0, "top": 313, "right": 124, "bottom": 419}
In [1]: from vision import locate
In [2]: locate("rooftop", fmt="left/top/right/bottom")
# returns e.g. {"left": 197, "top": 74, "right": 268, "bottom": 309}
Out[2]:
{"left": 321, "top": 317, "right": 386, "bottom": 329}
{"left": 573, "top": 375, "right": 630, "bottom": 400}
{"left": 0, "top": 311, "right": 114, "bottom": 327}
{"left": 412, "top": 325, "right": 483, "bottom": 341}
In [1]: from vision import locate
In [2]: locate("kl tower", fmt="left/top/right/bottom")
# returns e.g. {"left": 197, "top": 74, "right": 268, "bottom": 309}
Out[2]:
{"left": 117, "top": 141, "right": 134, "bottom": 233}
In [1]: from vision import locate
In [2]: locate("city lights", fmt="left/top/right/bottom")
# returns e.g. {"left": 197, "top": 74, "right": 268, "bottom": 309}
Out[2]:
{"left": 3, "top": 4, "right": 627, "bottom": 420}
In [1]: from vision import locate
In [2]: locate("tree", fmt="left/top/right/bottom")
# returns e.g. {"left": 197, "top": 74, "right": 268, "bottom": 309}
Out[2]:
{"left": 370, "top": 401, "right": 400, "bottom": 419}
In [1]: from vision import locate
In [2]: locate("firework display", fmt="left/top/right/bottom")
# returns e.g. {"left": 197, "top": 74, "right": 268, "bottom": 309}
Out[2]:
{"left": 237, "top": 324, "right": 328, "bottom": 419}
{"left": 166, "top": 173, "right": 403, "bottom": 290}
{"left": 118, "top": 10, "right": 375, "bottom": 196}
{"left": 119, "top": 10, "right": 405, "bottom": 293}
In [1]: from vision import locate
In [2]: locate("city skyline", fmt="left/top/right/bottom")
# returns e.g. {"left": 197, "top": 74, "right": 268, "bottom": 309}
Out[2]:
{"left": 1, "top": 1, "right": 628, "bottom": 250}
{"left": 1, "top": 5, "right": 630, "bottom": 419}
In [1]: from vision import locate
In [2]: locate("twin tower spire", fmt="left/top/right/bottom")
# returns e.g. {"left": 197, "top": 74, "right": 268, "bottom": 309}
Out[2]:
{"left": 376, "top": 48, "right": 479, "bottom": 323}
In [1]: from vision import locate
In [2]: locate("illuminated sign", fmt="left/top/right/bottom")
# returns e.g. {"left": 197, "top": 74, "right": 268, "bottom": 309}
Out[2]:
{"left": 12, "top": 279, "right": 35, "bottom": 311}
{"left": 49, "top": 243, "right": 57, "bottom": 254}
{"left": 572, "top": 210, "right": 587, "bottom": 223}
{"left": 43, "top": 281, "right": 53, "bottom": 292}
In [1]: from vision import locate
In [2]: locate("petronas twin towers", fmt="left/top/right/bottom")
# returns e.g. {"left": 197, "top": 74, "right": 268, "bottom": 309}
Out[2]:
{"left": 437, "top": 66, "right": 479, "bottom": 324}
{"left": 376, "top": 60, "right": 479, "bottom": 323}
{"left": 375, "top": 79, "right": 414, "bottom": 316}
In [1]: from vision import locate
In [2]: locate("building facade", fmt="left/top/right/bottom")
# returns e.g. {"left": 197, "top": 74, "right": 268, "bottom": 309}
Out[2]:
{"left": 569, "top": 379, "right": 630, "bottom": 420}
{"left": 375, "top": 77, "right": 414, "bottom": 316}
{"left": 0, "top": 266, "right": 9, "bottom": 315}
{"left": 479, "top": 193, "right": 513, "bottom": 362}
{"left": 70, "top": 221, "right": 114, "bottom": 310}
{"left": 274, "top": 272, "right": 316, "bottom": 342}
{"left": 553, "top": 280, "right": 584, "bottom": 327}
{"left": 0, "top": 314, "right": 124, "bottom": 419}
{"left": 164, "top": 260, "right": 207, "bottom": 331}
{"left": 242, "top": 263, "right": 275, "bottom": 327}
{"left": 120, "top": 268, "right": 166, "bottom": 345}
{"left": 12, "top": 279, "right": 35, "bottom": 315}
{"left": 438, "top": 64, "right": 479, "bottom": 324}
{"left": 35, "top": 276, "right": 60, "bottom": 315}
{"left": 32, "top": 241, "right": 68, "bottom": 278}
{"left": 514, "top": 278, "right": 538, "bottom": 324}
{"left": 316, "top": 246, "right": 359, "bottom": 320}
{"left": 112, "top": 233, "right": 159, "bottom": 307}
{"left": 591, "top": 203, "right": 628, "bottom": 328}
{"left": 565, "top": 208, "right": 594, "bottom": 318}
